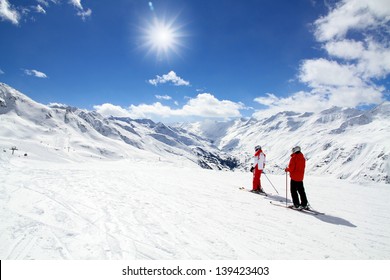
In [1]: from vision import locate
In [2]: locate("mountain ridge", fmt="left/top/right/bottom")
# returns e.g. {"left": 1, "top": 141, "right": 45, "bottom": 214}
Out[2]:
{"left": 1, "top": 82, "right": 389, "bottom": 184}
{"left": 175, "top": 102, "right": 390, "bottom": 184}
{"left": 0, "top": 83, "right": 236, "bottom": 170}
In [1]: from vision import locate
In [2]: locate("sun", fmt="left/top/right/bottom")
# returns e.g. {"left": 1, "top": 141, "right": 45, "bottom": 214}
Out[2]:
{"left": 140, "top": 16, "right": 185, "bottom": 60}
{"left": 149, "top": 19, "right": 175, "bottom": 50}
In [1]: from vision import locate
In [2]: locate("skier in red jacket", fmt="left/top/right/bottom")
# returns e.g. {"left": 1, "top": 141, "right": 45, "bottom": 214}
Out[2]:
{"left": 251, "top": 145, "right": 266, "bottom": 193}
{"left": 285, "top": 146, "right": 308, "bottom": 209}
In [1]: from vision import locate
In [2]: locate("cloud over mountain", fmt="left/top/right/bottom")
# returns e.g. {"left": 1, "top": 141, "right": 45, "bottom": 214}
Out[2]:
{"left": 255, "top": 0, "right": 390, "bottom": 115}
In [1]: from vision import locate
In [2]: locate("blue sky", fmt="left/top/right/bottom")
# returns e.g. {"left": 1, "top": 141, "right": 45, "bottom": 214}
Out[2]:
{"left": 1, "top": 0, "right": 389, "bottom": 121}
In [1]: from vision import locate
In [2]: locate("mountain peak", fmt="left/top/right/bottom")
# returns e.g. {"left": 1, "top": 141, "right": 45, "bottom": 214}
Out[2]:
{"left": 0, "top": 82, "right": 50, "bottom": 116}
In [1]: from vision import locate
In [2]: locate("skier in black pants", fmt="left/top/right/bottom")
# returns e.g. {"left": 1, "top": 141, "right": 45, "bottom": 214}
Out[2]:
{"left": 285, "top": 146, "right": 308, "bottom": 210}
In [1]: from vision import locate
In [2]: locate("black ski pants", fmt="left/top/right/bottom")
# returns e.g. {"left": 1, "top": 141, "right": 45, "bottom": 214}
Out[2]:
{"left": 290, "top": 179, "right": 308, "bottom": 208}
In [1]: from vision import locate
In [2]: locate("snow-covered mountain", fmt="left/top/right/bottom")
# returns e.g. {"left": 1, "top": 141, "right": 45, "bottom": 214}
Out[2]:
{"left": 1, "top": 82, "right": 389, "bottom": 184}
{"left": 0, "top": 83, "right": 236, "bottom": 170}
{"left": 177, "top": 105, "right": 390, "bottom": 185}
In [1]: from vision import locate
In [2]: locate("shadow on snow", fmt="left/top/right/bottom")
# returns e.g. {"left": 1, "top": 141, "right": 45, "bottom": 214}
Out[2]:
{"left": 264, "top": 194, "right": 357, "bottom": 228}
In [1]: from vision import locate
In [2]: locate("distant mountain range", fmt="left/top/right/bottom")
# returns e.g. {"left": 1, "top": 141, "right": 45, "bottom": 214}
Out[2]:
{"left": 0, "top": 83, "right": 237, "bottom": 170}
{"left": 1, "top": 82, "right": 389, "bottom": 184}
{"left": 179, "top": 102, "right": 390, "bottom": 184}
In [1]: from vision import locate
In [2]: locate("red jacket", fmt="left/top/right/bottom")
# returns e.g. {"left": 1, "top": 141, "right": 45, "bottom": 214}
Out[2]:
{"left": 287, "top": 152, "right": 306, "bottom": 181}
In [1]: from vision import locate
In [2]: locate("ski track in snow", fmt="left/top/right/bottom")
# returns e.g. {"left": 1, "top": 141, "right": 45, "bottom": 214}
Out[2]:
{"left": 1, "top": 155, "right": 390, "bottom": 260}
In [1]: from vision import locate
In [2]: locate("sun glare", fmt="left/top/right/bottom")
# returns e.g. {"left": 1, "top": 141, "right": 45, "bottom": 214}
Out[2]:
{"left": 150, "top": 22, "right": 174, "bottom": 50}
{"left": 140, "top": 16, "right": 185, "bottom": 60}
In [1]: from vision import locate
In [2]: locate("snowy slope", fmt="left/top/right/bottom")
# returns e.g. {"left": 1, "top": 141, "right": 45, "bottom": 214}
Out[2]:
{"left": 1, "top": 153, "right": 389, "bottom": 259}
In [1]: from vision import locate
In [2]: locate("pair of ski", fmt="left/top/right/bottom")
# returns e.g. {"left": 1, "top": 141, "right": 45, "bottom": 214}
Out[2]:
{"left": 238, "top": 187, "right": 268, "bottom": 196}
{"left": 270, "top": 201, "right": 324, "bottom": 215}
{"left": 239, "top": 187, "right": 324, "bottom": 215}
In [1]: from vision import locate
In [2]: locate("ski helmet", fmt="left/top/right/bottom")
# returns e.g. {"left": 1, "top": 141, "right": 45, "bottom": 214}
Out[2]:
{"left": 255, "top": 145, "right": 261, "bottom": 151}
{"left": 292, "top": 146, "right": 301, "bottom": 153}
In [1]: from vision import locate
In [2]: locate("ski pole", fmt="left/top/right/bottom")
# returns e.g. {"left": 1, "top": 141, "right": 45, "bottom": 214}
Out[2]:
{"left": 285, "top": 171, "right": 288, "bottom": 207}
{"left": 263, "top": 172, "right": 279, "bottom": 194}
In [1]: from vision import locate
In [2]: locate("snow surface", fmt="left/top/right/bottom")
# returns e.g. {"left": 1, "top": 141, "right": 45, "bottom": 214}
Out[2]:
{"left": 1, "top": 151, "right": 389, "bottom": 260}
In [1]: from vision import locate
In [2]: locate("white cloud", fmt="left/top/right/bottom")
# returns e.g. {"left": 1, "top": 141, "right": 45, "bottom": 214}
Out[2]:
{"left": 309, "top": 0, "right": 389, "bottom": 100}
{"left": 254, "top": 85, "right": 383, "bottom": 118}
{"left": 93, "top": 103, "right": 132, "bottom": 118}
{"left": 69, "top": 0, "right": 83, "bottom": 10}
{"left": 37, "top": 0, "right": 59, "bottom": 7}
{"left": 155, "top": 95, "right": 172, "bottom": 100}
{"left": 327, "top": 85, "right": 383, "bottom": 107}
{"left": 255, "top": 0, "right": 389, "bottom": 117}
{"left": 253, "top": 91, "right": 330, "bottom": 117}
{"left": 69, "top": 0, "right": 91, "bottom": 21}
{"left": 324, "top": 39, "right": 365, "bottom": 60}
{"left": 0, "top": 0, "right": 20, "bottom": 25}
{"left": 48, "top": 102, "right": 69, "bottom": 108}
{"left": 357, "top": 39, "right": 390, "bottom": 79}
{"left": 299, "top": 58, "right": 364, "bottom": 88}
{"left": 24, "top": 69, "right": 48, "bottom": 78}
{"left": 0, "top": 0, "right": 91, "bottom": 24}
{"left": 254, "top": 93, "right": 281, "bottom": 107}
{"left": 314, "top": 0, "right": 390, "bottom": 42}
{"left": 0, "top": 68, "right": 4, "bottom": 74}
{"left": 36, "top": 5, "right": 46, "bottom": 14}
{"left": 77, "top": 8, "right": 91, "bottom": 21}
{"left": 128, "top": 102, "right": 175, "bottom": 119}
{"left": 180, "top": 93, "right": 244, "bottom": 118}
{"left": 95, "top": 93, "right": 244, "bottom": 120}
{"left": 37, "top": 0, "right": 49, "bottom": 7}
{"left": 149, "top": 71, "right": 190, "bottom": 86}
{"left": 323, "top": 38, "right": 390, "bottom": 80}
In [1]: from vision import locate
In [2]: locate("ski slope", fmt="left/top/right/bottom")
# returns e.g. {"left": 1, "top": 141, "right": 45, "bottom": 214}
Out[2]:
{"left": 1, "top": 152, "right": 389, "bottom": 260}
